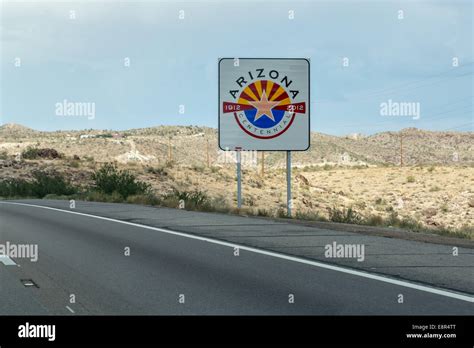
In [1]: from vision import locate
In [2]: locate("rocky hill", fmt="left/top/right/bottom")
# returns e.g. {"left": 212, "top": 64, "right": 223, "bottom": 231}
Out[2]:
{"left": 1, "top": 123, "right": 472, "bottom": 236}
{"left": 0, "top": 123, "right": 473, "bottom": 167}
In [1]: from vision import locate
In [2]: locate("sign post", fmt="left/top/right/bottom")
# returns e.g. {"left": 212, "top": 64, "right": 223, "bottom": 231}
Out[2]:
{"left": 236, "top": 149, "right": 242, "bottom": 208}
{"left": 286, "top": 150, "right": 292, "bottom": 217}
{"left": 219, "top": 58, "right": 310, "bottom": 210}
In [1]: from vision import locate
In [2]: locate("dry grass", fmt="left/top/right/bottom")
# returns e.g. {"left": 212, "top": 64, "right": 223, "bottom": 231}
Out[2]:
{"left": 1, "top": 125, "right": 473, "bottom": 239}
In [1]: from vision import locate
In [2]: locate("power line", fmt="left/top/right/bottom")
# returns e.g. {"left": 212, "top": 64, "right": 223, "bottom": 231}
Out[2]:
{"left": 313, "top": 62, "right": 474, "bottom": 104}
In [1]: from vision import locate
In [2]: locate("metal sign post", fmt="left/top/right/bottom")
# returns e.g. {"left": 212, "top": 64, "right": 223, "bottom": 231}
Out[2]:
{"left": 286, "top": 150, "right": 292, "bottom": 217}
{"left": 236, "top": 149, "right": 242, "bottom": 208}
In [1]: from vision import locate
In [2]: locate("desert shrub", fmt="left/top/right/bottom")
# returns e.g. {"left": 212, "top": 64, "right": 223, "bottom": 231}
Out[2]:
{"left": 145, "top": 166, "right": 167, "bottom": 175}
{"left": 30, "top": 172, "right": 77, "bottom": 198}
{"left": 329, "top": 206, "right": 363, "bottom": 224}
{"left": 83, "top": 191, "right": 123, "bottom": 203}
{"left": 256, "top": 208, "right": 270, "bottom": 216}
{"left": 276, "top": 208, "right": 288, "bottom": 218}
{"left": 365, "top": 214, "right": 385, "bottom": 226}
{"left": 397, "top": 216, "right": 422, "bottom": 230}
{"left": 374, "top": 197, "right": 386, "bottom": 205}
{"left": 162, "top": 189, "right": 210, "bottom": 211}
{"left": 249, "top": 178, "right": 263, "bottom": 189}
{"left": 323, "top": 164, "right": 332, "bottom": 171}
{"left": 455, "top": 225, "right": 474, "bottom": 239}
{"left": 244, "top": 196, "right": 255, "bottom": 206}
{"left": 0, "top": 151, "right": 8, "bottom": 160}
{"left": 160, "top": 195, "right": 180, "bottom": 209}
{"left": 406, "top": 175, "right": 415, "bottom": 183}
{"left": 0, "top": 172, "right": 76, "bottom": 198}
{"left": 21, "top": 147, "right": 40, "bottom": 159}
{"left": 295, "top": 210, "right": 327, "bottom": 222}
{"left": 126, "top": 194, "right": 160, "bottom": 206}
{"left": 91, "top": 163, "right": 151, "bottom": 198}
{"left": 0, "top": 178, "right": 33, "bottom": 197}
{"left": 191, "top": 164, "right": 205, "bottom": 173}
{"left": 21, "top": 147, "right": 62, "bottom": 160}
{"left": 83, "top": 191, "right": 110, "bottom": 202}
{"left": 384, "top": 212, "right": 421, "bottom": 230}
{"left": 68, "top": 160, "right": 80, "bottom": 168}
{"left": 164, "top": 160, "right": 175, "bottom": 168}
{"left": 353, "top": 165, "right": 369, "bottom": 170}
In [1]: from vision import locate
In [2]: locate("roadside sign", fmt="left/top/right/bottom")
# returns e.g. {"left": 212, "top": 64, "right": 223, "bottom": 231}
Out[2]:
{"left": 219, "top": 58, "right": 310, "bottom": 151}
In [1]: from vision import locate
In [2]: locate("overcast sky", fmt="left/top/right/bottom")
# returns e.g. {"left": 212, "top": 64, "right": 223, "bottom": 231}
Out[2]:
{"left": 1, "top": 0, "right": 472, "bottom": 135}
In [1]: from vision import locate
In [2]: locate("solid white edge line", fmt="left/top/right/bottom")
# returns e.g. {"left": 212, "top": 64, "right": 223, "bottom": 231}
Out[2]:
{"left": 1, "top": 201, "right": 473, "bottom": 303}
{"left": 0, "top": 255, "right": 17, "bottom": 266}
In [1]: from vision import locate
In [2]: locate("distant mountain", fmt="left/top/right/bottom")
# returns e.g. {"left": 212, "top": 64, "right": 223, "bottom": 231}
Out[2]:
{"left": 0, "top": 123, "right": 39, "bottom": 138}
{"left": 0, "top": 124, "right": 472, "bottom": 166}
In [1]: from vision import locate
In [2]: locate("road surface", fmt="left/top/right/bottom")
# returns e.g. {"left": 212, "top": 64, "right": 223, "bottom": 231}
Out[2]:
{"left": 0, "top": 200, "right": 472, "bottom": 315}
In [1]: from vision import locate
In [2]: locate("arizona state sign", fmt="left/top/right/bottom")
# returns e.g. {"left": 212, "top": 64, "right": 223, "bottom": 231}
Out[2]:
{"left": 219, "top": 58, "right": 310, "bottom": 151}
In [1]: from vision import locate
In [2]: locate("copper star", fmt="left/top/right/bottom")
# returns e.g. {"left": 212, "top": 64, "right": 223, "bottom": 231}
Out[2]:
{"left": 248, "top": 90, "right": 281, "bottom": 122}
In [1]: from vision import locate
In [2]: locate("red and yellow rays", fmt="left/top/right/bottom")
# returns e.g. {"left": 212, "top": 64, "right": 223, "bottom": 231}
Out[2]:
{"left": 222, "top": 80, "right": 306, "bottom": 115}
{"left": 237, "top": 80, "right": 291, "bottom": 107}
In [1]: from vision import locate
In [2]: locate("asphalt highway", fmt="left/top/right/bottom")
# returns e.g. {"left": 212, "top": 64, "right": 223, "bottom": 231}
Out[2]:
{"left": 0, "top": 201, "right": 472, "bottom": 315}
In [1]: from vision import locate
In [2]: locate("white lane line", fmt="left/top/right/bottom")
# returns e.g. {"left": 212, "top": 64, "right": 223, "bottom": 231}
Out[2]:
{"left": 0, "top": 255, "right": 16, "bottom": 266}
{"left": 66, "top": 306, "right": 75, "bottom": 314}
{"left": 1, "top": 201, "right": 473, "bottom": 303}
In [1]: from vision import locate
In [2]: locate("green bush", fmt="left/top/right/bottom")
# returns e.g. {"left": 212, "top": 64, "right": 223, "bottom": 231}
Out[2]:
{"left": 0, "top": 172, "right": 76, "bottom": 198}
{"left": 0, "top": 178, "right": 33, "bottom": 197}
{"left": 30, "top": 172, "right": 77, "bottom": 198}
{"left": 21, "top": 147, "right": 40, "bottom": 159}
{"left": 329, "top": 206, "right": 363, "bottom": 224}
{"left": 92, "top": 163, "right": 151, "bottom": 198}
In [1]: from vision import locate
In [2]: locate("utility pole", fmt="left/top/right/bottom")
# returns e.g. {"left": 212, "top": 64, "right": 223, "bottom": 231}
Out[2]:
{"left": 400, "top": 132, "right": 403, "bottom": 167}
{"left": 261, "top": 151, "right": 265, "bottom": 177}
{"left": 206, "top": 139, "right": 210, "bottom": 167}
{"left": 168, "top": 137, "right": 172, "bottom": 163}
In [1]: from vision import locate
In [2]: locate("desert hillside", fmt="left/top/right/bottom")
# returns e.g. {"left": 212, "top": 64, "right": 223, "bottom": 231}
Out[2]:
{"left": 0, "top": 123, "right": 473, "bottom": 238}
{"left": 1, "top": 123, "right": 473, "bottom": 167}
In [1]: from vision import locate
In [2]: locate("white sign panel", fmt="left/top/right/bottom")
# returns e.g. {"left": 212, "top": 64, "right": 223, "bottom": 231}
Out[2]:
{"left": 219, "top": 58, "right": 310, "bottom": 151}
